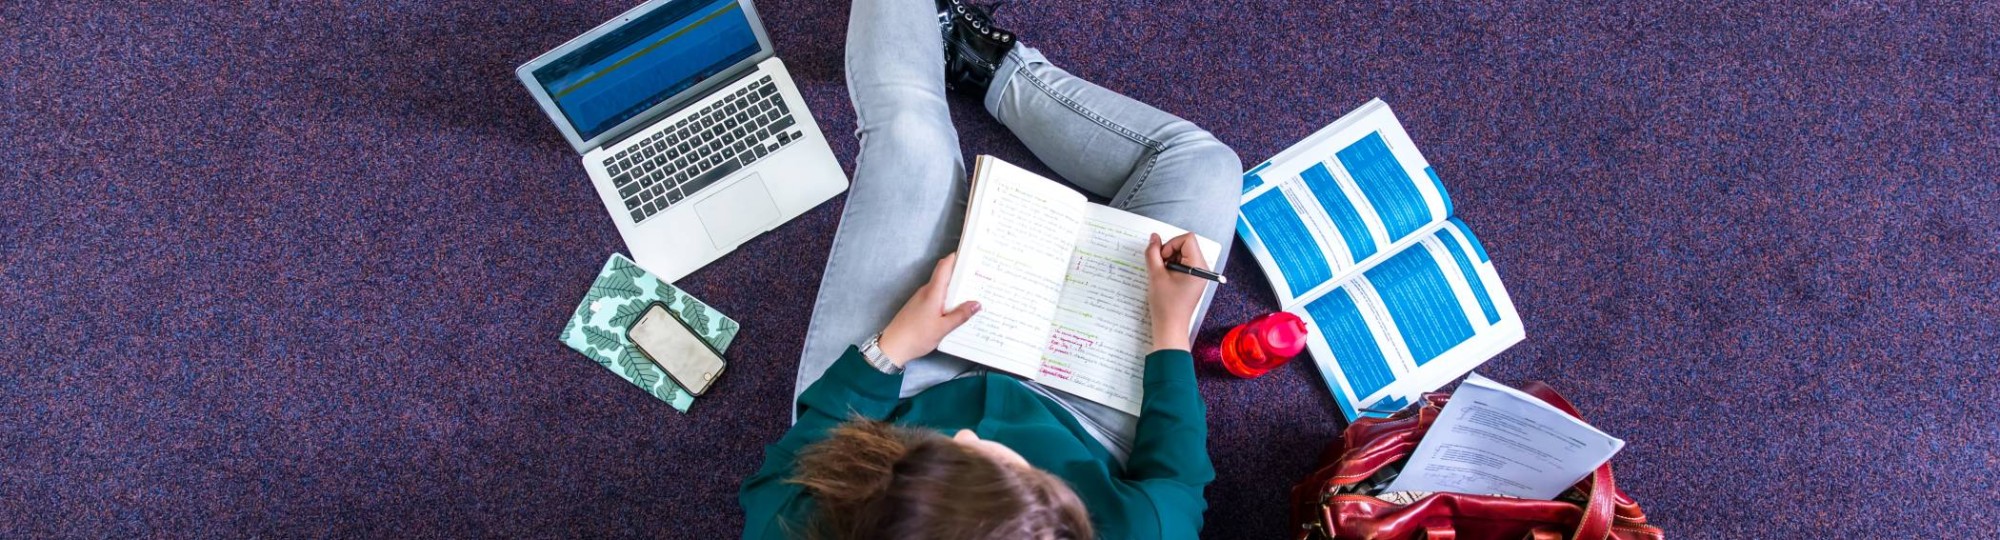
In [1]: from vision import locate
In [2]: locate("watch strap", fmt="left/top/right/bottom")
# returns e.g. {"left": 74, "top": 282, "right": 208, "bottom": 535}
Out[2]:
{"left": 859, "top": 333, "right": 904, "bottom": 375}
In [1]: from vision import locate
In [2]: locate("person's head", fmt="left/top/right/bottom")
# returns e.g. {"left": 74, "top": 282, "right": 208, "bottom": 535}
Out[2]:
{"left": 789, "top": 418, "right": 1092, "bottom": 540}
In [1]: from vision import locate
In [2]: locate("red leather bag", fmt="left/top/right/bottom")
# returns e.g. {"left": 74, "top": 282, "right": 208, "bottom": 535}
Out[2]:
{"left": 1290, "top": 382, "right": 1665, "bottom": 540}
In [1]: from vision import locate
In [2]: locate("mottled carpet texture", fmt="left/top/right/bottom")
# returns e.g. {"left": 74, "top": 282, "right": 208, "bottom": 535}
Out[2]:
{"left": 3, "top": 0, "right": 1996, "bottom": 537}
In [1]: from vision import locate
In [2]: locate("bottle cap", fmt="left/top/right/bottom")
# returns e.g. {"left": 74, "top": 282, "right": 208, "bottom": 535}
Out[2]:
{"left": 1261, "top": 312, "right": 1309, "bottom": 358}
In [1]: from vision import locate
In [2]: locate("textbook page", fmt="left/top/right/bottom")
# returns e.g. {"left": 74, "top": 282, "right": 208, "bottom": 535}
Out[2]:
{"left": 1237, "top": 99, "right": 1454, "bottom": 307}
{"left": 1290, "top": 218, "right": 1523, "bottom": 421}
{"left": 941, "top": 157, "right": 1088, "bottom": 377}
{"left": 1035, "top": 206, "right": 1221, "bottom": 415}
{"left": 1383, "top": 374, "right": 1625, "bottom": 500}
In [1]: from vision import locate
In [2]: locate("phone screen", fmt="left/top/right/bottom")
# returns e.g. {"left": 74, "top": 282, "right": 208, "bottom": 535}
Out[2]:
{"left": 626, "top": 302, "right": 727, "bottom": 396}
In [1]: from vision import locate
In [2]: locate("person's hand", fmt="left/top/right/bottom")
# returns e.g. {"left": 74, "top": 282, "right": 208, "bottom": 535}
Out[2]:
{"left": 877, "top": 253, "right": 982, "bottom": 365}
{"left": 1146, "top": 233, "right": 1209, "bottom": 352}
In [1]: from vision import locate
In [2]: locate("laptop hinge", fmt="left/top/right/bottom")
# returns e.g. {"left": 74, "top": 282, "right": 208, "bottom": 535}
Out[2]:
{"left": 599, "top": 66, "right": 762, "bottom": 152}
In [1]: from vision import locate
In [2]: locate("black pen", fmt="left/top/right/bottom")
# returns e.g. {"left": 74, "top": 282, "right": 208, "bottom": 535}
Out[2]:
{"left": 1164, "top": 262, "right": 1228, "bottom": 284}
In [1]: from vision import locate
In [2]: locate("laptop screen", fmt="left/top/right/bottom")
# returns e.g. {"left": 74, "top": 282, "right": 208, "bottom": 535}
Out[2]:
{"left": 532, "top": 0, "right": 761, "bottom": 142}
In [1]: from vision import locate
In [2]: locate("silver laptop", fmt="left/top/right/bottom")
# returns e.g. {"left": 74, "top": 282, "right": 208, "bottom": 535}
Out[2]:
{"left": 517, "top": 0, "right": 847, "bottom": 282}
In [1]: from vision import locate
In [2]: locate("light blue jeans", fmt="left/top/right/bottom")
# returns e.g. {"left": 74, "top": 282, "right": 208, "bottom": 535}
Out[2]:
{"left": 795, "top": 0, "right": 1241, "bottom": 459}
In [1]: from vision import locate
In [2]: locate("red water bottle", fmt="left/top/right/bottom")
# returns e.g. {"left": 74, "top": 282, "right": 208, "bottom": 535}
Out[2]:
{"left": 1216, "top": 312, "right": 1308, "bottom": 378}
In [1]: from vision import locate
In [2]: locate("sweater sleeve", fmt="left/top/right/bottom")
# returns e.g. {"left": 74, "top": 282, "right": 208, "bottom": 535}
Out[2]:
{"left": 740, "top": 347, "right": 903, "bottom": 540}
{"left": 1121, "top": 349, "right": 1215, "bottom": 537}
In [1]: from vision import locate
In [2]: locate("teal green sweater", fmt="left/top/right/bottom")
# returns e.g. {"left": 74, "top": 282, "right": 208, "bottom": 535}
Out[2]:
{"left": 740, "top": 347, "right": 1213, "bottom": 539}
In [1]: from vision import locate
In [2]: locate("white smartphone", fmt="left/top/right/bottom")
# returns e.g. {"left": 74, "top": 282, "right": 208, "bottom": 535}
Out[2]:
{"left": 625, "top": 301, "right": 728, "bottom": 397}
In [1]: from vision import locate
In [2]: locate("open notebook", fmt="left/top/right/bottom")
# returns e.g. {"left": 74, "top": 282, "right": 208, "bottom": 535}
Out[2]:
{"left": 940, "top": 156, "right": 1220, "bottom": 416}
{"left": 1237, "top": 99, "right": 1523, "bottom": 421}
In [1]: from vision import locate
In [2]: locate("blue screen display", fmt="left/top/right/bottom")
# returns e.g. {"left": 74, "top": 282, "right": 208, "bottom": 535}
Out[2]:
{"left": 534, "top": 0, "right": 759, "bottom": 142}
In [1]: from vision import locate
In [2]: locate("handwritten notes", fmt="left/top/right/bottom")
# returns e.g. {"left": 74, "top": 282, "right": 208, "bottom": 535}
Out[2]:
{"left": 941, "top": 158, "right": 1085, "bottom": 377}
{"left": 1037, "top": 208, "right": 1221, "bottom": 414}
{"left": 940, "top": 156, "right": 1221, "bottom": 415}
{"left": 1039, "top": 218, "right": 1156, "bottom": 413}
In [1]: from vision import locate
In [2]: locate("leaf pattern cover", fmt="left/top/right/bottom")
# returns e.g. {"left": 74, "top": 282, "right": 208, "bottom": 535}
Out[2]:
{"left": 560, "top": 254, "right": 740, "bottom": 412}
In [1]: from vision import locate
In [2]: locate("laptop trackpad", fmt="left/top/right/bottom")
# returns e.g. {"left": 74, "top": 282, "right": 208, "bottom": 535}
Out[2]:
{"left": 696, "top": 174, "right": 781, "bottom": 248}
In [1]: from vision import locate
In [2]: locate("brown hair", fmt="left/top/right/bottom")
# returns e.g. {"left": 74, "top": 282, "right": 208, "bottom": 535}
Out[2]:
{"left": 788, "top": 418, "right": 1093, "bottom": 540}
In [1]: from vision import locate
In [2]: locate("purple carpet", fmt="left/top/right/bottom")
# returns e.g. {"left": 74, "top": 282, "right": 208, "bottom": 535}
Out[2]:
{"left": 4, "top": 0, "right": 1996, "bottom": 537}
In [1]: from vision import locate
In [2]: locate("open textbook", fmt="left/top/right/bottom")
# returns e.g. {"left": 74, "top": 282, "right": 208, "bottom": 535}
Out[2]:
{"left": 941, "top": 156, "right": 1221, "bottom": 416}
{"left": 1237, "top": 99, "right": 1524, "bottom": 421}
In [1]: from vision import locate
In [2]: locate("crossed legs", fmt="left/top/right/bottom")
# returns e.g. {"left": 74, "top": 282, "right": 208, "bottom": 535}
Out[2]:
{"left": 797, "top": 0, "right": 1241, "bottom": 455}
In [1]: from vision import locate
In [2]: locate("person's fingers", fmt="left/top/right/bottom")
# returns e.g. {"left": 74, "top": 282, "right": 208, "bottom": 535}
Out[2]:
{"left": 920, "top": 253, "right": 958, "bottom": 306}
{"left": 1159, "top": 233, "right": 1186, "bottom": 265}
{"left": 1169, "top": 232, "right": 1208, "bottom": 270}
{"left": 1146, "top": 233, "right": 1166, "bottom": 273}
{"left": 942, "top": 301, "right": 982, "bottom": 328}
{"left": 931, "top": 252, "right": 958, "bottom": 286}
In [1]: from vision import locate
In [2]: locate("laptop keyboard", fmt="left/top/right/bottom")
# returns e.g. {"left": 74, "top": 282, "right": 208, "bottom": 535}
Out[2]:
{"left": 602, "top": 75, "right": 805, "bottom": 224}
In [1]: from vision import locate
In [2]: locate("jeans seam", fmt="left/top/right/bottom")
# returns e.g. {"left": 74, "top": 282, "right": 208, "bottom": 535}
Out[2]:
{"left": 1018, "top": 68, "right": 1164, "bottom": 151}
{"left": 1120, "top": 151, "right": 1163, "bottom": 207}
{"left": 799, "top": 212, "right": 850, "bottom": 367}
{"left": 811, "top": 51, "right": 865, "bottom": 361}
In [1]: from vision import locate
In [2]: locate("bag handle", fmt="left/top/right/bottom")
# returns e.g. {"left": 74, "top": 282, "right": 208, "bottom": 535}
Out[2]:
{"left": 1520, "top": 382, "right": 1617, "bottom": 540}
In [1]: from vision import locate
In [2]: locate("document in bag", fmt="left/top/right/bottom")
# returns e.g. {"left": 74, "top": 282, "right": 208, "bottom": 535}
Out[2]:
{"left": 1236, "top": 98, "right": 1524, "bottom": 421}
{"left": 1381, "top": 374, "right": 1625, "bottom": 500}
{"left": 940, "top": 155, "right": 1221, "bottom": 416}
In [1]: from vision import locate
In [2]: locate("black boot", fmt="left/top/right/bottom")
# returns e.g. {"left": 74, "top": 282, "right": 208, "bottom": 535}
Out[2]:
{"left": 937, "top": 0, "right": 1015, "bottom": 94}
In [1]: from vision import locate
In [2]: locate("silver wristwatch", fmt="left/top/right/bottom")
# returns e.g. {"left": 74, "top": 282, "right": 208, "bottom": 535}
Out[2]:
{"left": 859, "top": 333, "right": 904, "bottom": 374}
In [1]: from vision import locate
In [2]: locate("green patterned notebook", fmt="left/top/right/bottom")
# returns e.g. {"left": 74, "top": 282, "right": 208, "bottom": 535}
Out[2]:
{"left": 560, "top": 254, "right": 739, "bottom": 412}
